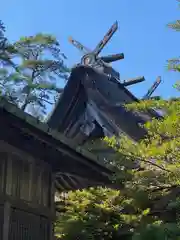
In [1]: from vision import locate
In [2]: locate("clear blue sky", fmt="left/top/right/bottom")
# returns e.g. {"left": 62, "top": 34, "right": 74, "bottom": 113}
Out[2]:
{"left": 2, "top": 0, "right": 180, "bottom": 99}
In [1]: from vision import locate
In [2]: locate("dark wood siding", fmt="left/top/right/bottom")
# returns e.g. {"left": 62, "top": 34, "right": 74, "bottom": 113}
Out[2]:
{"left": 0, "top": 142, "right": 54, "bottom": 240}
{"left": 9, "top": 208, "right": 50, "bottom": 240}
{"left": 4, "top": 150, "right": 51, "bottom": 208}
{"left": 0, "top": 205, "right": 4, "bottom": 240}
{"left": 0, "top": 153, "right": 7, "bottom": 194}
{"left": 40, "top": 216, "right": 50, "bottom": 240}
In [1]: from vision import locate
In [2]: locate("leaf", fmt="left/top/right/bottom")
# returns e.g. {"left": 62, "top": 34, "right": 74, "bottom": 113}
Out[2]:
{"left": 142, "top": 208, "right": 150, "bottom": 216}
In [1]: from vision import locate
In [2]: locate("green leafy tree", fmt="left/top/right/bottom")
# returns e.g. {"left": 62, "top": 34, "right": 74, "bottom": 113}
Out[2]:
{"left": 106, "top": 98, "right": 180, "bottom": 239}
{"left": 55, "top": 188, "right": 139, "bottom": 240}
{"left": 55, "top": 98, "right": 180, "bottom": 239}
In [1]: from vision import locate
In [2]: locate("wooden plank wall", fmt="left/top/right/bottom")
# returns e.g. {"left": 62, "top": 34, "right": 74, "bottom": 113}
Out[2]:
{"left": 0, "top": 141, "right": 55, "bottom": 240}
{"left": 0, "top": 204, "right": 4, "bottom": 239}
{"left": 9, "top": 208, "right": 50, "bottom": 240}
{"left": 5, "top": 148, "right": 51, "bottom": 207}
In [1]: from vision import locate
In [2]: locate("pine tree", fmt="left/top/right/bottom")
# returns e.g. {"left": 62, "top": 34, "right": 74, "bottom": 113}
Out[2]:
{"left": 167, "top": 0, "right": 180, "bottom": 31}
{"left": 10, "top": 33, "right": 69, "bottom": 117}
{"left": 0, "top": 21, "right": 69, "bottom": 119}
{"left": 0, "top": 20, "right": 19, "bottom": 100}
{"left": 167, "top": 0, "right": 180, "bottom": 91}
{"left": 0, "top": 20, "right": 17, "bottom": 68}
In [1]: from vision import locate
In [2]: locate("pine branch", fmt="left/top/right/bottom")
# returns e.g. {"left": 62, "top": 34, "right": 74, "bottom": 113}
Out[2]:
{"left": 167, "top": 20, "right": 180, "bottom": 31}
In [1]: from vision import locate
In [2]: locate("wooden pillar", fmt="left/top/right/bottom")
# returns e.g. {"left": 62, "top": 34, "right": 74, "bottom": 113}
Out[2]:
{"left": 3, "top": 201, "right": 11, "bottom": 240}
{"left": 50, "top": 173, "right": 56, "bottom": 240}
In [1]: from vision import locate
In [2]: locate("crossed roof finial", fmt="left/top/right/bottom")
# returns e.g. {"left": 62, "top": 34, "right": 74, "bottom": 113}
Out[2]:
{"left": 68, "top": 21, "right": 124, "bottom": 66}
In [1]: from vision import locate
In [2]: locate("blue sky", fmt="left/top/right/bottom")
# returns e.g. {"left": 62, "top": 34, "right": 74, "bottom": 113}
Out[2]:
{"left": 1, "top": 0, "right": 180, "bottom": 99}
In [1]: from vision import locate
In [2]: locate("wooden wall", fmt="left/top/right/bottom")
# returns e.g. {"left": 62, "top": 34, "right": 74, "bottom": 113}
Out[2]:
{"left": 0, "top": 141, "right": 55, "bottom": 240}
{"left": 0, "top": 204, "right": 4, "bottom": 239}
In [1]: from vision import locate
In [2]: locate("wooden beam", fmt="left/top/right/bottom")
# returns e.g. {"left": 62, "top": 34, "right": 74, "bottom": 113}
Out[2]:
{"left": 0, "top": 193, "right": 53, "bottom": 219}
{"left": 0, "top": 114, "right": 111, "bottom": 183}
{"left": 3, "top": 201, "right": 10, "bottom": 240}
{"left": 0, "top": 107, "right": 111, "bottom": 176}
{"left": 50, "top": 174, "right": 56, "bottom": 240}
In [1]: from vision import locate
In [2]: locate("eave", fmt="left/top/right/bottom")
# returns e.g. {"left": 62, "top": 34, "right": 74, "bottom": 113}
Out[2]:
{"left": 0, "top": 99, "right": 113, "bottom": 191}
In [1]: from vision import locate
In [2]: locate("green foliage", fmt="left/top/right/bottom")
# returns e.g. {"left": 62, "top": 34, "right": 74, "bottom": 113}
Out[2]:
{"left": 10, "top": 33, "right": 69, "bottom": 116}
{"left": 0, "top": 20, "right": 17, "bottom": 68}
{"left": 106, "top": 98, "right": 180, "bottom": 238}
{"left": 0, "top": 21, "right": 69, "bottom": 119}
{"left": 174, "top": 80, "right": 180, "bottom": 91}
{"left": 55, "top": 188, "right": 133, "bottom": 240}
{"left": 56, "top": 98, "right": 180, "bottom": 239}
{"left": 167, "top": 1, "right": 180, "bottom": 90}
{"left": 132, "top": 222, "right": 180, "bottom": 240}
{"left": 167, "top": 0, "right": 180, "bottom": 32}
